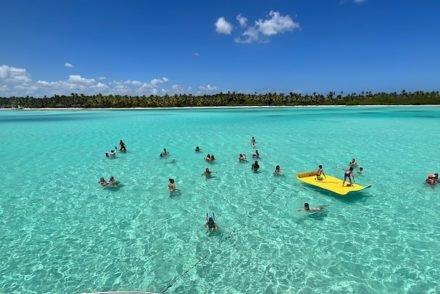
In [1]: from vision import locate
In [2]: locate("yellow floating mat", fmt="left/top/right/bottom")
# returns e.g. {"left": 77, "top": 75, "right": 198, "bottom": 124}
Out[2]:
{"left": 296, "top": 171, "right": 371, "bottom": 196}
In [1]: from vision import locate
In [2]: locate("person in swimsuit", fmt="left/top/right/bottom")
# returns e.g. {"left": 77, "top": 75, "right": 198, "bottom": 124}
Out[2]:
{"left": 168, "top": 178, "right": 176, "bottom": 192}
{"left": 358, "top": 167, "right": 364, "bottom": 175}
{"left": 211, "top": 155, "right": 216, "bottom": 161}
{"left": 99, "top": 177, "right": 108, "bottom": 186}
{"left": 160, "top": 148, "right": 169, "bottom": 158}
{"left": 426, "top": 173, "right": 438, "bottom": 186}
{"left": 349, "top": 158, "right": 358, "bottom": 168}
{"left": 274, "top": 165, "right": 281, "bottom": 176}
{"left": 251, "top": 161, "right": 260, "bottom": 172}
{"left": 297, "top": 202, "right": 322, "bottom": 212}
{"left": 205, "top": 213, "right": 218, "bottom": 232}
{"left": 195, "top": 146, "right": 201, "bottom": 153}
{"left": 251, "top": 136, "right": 256, "bottom": 148}
{"left": 201, "top": 168, "right": 213, "bottom": 178}
{"left": 252, "top": 150, "right": 260, "bottom": 159}
{"left": 239, "top": 154, "right": 247, "bottom": 162}
{"left": 205, "top": 154, "right": 212, "bottom": 161}
{"left": 109, "top": 176, "right": 118, "bottom": 186}
{"left": 316, "top": 165, "right": 326, "bottom": 180}
{"left": 118, "top": 140, "right": 127, "bottom": 152}
{"left": 342, "top": 167, "right": 355, "bottom": 186}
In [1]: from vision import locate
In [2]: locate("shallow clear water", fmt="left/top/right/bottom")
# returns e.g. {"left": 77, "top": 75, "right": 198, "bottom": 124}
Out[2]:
{"left": 1, "top": 107, "right": 439, "bottom": 293}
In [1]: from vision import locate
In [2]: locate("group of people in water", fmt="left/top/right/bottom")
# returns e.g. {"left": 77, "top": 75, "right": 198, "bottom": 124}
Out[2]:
{"left": 105, "top": 140, "right": 127, "bottom": 158}
{"left": 99, "top": 176, "right": 118, "bottom": 187}
{"left": 100, "top": 137, "right": 438, "bottom": 232}
{"left": 101, "top": 140, "right": 127, "bottom": 185}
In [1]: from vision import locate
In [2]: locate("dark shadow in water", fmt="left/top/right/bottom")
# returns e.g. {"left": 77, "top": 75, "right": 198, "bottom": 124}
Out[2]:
{"left": 103, "top": 183, "right": 124, "bottom": 191}
{"left": 169, "top": 190, "right": 182, "bottom": 198}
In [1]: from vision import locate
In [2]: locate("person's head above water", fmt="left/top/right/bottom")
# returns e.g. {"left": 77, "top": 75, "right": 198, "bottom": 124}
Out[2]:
{"left": 319, "top": 165, "right": 323, "bottom": 169}
{"left": 169, "top": 178, "right": 174, "bottom": 184}
{"left": 349, "top": 167, "right": 354, "bottom": 171}
{"left": 304, "top": 203, "right": 310, "bottom": 210}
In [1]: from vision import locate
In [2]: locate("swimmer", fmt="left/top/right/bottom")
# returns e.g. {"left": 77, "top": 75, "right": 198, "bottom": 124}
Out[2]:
{"left": 239, "top": 154, "right": 247, "bottom": 162}
{"left": 205, "top": 213, "right": 218, "bottom": 232}
{"left": 201, "top": 168, "right": 213, "bottom": 178}
{"left": 316, "top": 165, "right": 326, "bottom": 180}
{"left": 252, "top": 150, "right": 260, "bottom": 159}
{"left": 99, "top": 177, "right": 108, "bottom": 186}
{"left": 105, "top": 150, "right": 116, "bottom": 158}
{"left": 426, "top": 173, "right": 438, "bottom": 186}
{"left": 349, "top": 158, "right": 358, "bottom": 168}
{"left": 251, "top": 161, "right": 260, "bottom": 172}
{"left": 358, "top": 167, "right": 364, "bottom": 175}
{"left": 274, "top": 165, "right": 281, "bottom": 176}
{"left": 118, "top": 140, "right": 127, "bottom": 152}
{"left": 205, "top": 154, "right": 212, "bottom": 161}
{"left": 251, "top": 136, "right": 256, "bottom": 148}
{"left": 297, "top": 202, "right": 324, "bottom": 212}
{"left": 108, "top": 176, "right": 118, "bottom": 186}
{"left": 342, "top": 167, "right": 355, "bottom": 187}
{"left": 160, "top": 148, "right": 169, "bottom": 158}
{"left": 168, "top": 178, "right": 177, "bottom": 192}
{"left": 195, "top": 146, "right": 201, "bottom": 153}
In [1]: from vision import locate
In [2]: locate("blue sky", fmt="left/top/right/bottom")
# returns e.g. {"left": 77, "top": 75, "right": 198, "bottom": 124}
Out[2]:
{"left": 0, "top": 0, "right": 439, "bottom": 97}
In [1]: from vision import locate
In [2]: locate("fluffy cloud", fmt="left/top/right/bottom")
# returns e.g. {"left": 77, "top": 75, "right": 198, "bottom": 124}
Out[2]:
{"left": 0, "top": 65, "right": 31, "bottom": 83}
{"left": 0, "top": 64, "right": 220, "bottom": 97}
{"left": 236, "top": 11, "right": 299, "bottom": 43}
{"left": 215, "top": 17, "right": 233, "bottom": 35}
{"left": 215, "top": 11, "right": 299, "bottom": 44}
{"left": 68, "top": 75, "right": 96, "bottom": 85}
{"left": 236, "top": 14, "right": 248, "bottom": 27}
{"left": 64, "top": 62, "right": 73, "bottom": 68}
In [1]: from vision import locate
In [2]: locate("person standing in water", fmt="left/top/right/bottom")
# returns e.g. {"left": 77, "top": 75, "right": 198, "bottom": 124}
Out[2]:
{"left": 168, "top": 178, "right": 177, "bottom": 192}
{"left": 251, "top": 161, "right": 260, "bottom": 172}
{"left": 201, "top": 168, "right": 213, "bottom": 178}
{"left": 274, "top": 165, "right": 281, "bottom": 176}
{"left": 251, "top": 136, "right": 257, "bottom": 148}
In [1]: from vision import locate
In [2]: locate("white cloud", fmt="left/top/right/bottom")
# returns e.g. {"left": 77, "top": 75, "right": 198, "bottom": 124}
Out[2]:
{"left": 199, "top": 84, "right": 218, "bottom": 91}
{"left": 236, "top": 14, "right": 248, "bottom": 27}
{"left": 235, "top": 11, "right": 299, "bottom": 43}
{"left": 64, "top": 62, "right": 73, "bottom": 68}
{"left": 193, "top": 52, "right": 200, "bottom": 57}
{"left": 68, "top": 75, "right": 96, "bottom": 85}
{"left": 0, "top": 64, "right": 221, "bottom": 97}
{"left": 353, "top": 0, "right": 366, "bottom": 3}
{"left": 215, "top": 17, "right": 233, "bottom": 35}
{"left": 150, "top": 77, "right": 168, "bottom": 87}
{"left": 256, "top": 11, "right": 299, "bottom": 36}
{"left": 0, "top": 65, "right": 32, "bottom": 83}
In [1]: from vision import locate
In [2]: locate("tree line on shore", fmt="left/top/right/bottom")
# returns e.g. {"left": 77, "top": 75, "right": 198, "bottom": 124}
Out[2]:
{"left": 1, "top": 90, "right": 439, "bottom": 108}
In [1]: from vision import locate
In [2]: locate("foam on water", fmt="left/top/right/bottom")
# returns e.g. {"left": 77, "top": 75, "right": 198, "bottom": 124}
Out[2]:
{"left": 1, "top": 107, "right": 440, "bottom": 293}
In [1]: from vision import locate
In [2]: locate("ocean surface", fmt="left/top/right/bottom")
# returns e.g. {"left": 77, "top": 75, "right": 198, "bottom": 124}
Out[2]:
{"left": 1, "top": 107, "right": 439, "bottom": 293}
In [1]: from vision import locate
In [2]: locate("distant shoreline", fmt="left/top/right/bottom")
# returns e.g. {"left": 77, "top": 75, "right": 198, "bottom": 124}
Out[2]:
{"left": 1, "top": 105, "right": 440, "bottom": 111}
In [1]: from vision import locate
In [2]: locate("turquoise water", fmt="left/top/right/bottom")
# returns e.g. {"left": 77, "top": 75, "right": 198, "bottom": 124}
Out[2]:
{"left": 1, "top": 107, "right": 439, "bottom": 293}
